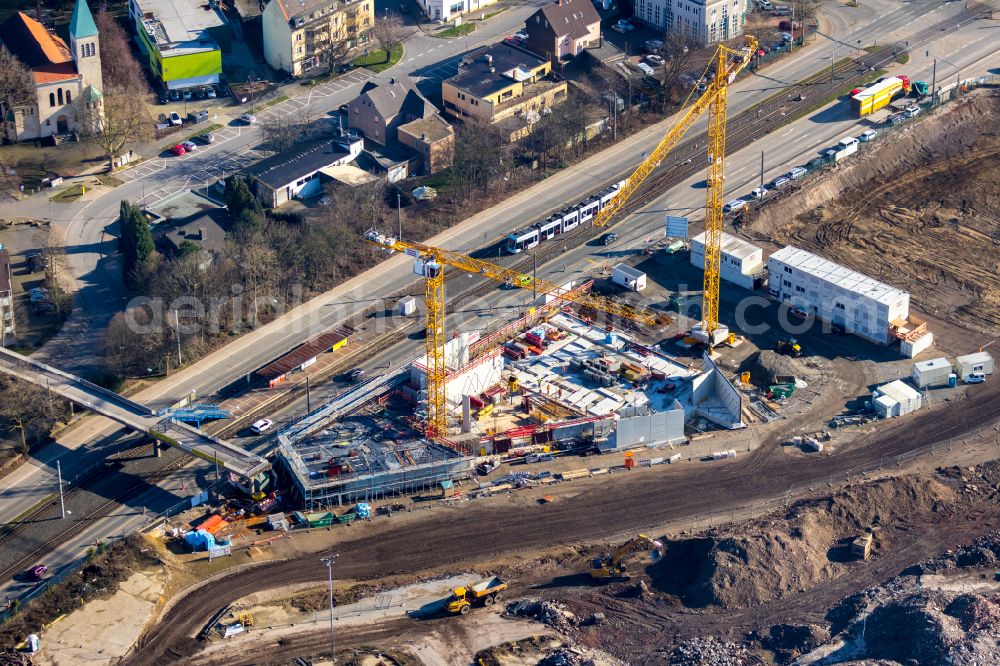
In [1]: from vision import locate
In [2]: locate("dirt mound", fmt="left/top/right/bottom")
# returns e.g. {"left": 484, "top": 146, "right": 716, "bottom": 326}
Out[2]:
{"left": 761, "top": 623, "right": 829, "bottom": 662}
{"left": 649, "top": 476, "right": 955, "bottom": 608}
{"left": 741, "top": 350, "right": 809, "bottom": 385}
{"left": 944, "top": 593, "right": 1000, "bottom": 632}
{"left": 747, "top": 93, "right": 1000, "bottom": 334}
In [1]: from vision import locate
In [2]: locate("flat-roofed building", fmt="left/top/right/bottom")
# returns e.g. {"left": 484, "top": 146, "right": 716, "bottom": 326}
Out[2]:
{"left": 767, "top": 246, "right": 909, "bottom": 346}
{"left": 129, "top": 0, "right": 226, "bottom": 90}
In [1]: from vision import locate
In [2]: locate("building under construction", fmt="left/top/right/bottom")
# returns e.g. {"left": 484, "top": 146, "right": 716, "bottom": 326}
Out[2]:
{"left": 274, "top": 306, "right": 744, "bottom": 510}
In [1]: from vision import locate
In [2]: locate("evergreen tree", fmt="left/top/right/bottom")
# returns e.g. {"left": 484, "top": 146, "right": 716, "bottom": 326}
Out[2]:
{"left": 119, "top": 199, "right": 156, "bottom": 284}
{"left": 225, "top": 175, "right": 262, "bottom": 220}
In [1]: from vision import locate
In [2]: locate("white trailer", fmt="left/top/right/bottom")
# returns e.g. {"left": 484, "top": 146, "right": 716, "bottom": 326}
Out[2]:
{"left": 612, "top": 264, "right": 647, "bottom": 292}
{"left": 911, "top": 357, "right": 953, "bottom": 388}
{"left": 955, "top": 351, "right": 994, "bottom": 380}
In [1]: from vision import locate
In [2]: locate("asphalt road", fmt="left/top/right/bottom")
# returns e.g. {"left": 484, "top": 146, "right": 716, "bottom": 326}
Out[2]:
{"left": 123, "top": 373, "right": 1000, "bottom": 664}
{"left": 0, "top": 0, "right": 986, "bottom": 604}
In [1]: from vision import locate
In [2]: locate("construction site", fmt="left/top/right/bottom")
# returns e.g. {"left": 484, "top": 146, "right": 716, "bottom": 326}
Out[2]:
{"left": 6, "top": 22, "right": 1000, "bottom": 666}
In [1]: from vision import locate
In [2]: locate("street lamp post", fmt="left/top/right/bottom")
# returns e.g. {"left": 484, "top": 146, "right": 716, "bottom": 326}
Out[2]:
{"left": 320, "top": 554, "right": 338, "bottom": 661}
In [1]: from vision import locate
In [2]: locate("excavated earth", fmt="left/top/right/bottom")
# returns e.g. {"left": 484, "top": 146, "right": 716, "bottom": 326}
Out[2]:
{"left": 748, "top": 93, "right": 1000, "bottom": 335}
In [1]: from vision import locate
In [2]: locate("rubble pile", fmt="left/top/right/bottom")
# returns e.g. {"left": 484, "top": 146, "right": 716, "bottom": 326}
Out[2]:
{"left": 538, "top": 645, "right": 622, "bottom": 666}
{"left": 906, "top": 530, "right": 1000, "bottom": 576}
{"left": 669, "top": 636, "right": 764, "bottom": 665}
{"left": 505, "top": 598, "right": 579, "bottom": 633}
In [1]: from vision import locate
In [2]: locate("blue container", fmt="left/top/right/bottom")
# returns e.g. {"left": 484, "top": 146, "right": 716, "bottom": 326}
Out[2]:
{"left": 606, "top": 332, "right": 618, "bottom": 346}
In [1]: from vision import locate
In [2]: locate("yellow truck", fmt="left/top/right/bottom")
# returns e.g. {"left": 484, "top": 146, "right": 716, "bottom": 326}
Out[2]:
{"left": 445, "top": 576, "right": 508, "bottom": 614}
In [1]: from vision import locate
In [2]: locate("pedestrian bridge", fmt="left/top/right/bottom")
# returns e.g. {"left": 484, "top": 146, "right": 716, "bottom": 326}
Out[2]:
{"left": 0, "top": 348, "right": 269, "bottom": 478}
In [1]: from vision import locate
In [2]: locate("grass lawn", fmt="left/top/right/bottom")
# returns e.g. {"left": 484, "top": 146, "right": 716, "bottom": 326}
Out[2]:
{"left": 436, "top": 23, "right": 476, "bottom": 38}
{"left": 264, "top": 95, "right": 290, "bottom": 108}
{"left": 49, "top": 183, "right": 86, "bottom": 204}
{"left": 97, "top": 174, "right": 124, "bottom": 188}
{"left": 352, "top": 44, "right": 404, "bottom": 72}
{"left": 476, "top": 8, "right": 505, "bottom": 20}
{"left": 895, "top": 53, "right": 910, "bottom": 65}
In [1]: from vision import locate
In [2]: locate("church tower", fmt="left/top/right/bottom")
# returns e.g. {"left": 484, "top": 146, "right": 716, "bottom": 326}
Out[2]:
{"left": 69, "top": 0, "right": 102, "bottom": 91}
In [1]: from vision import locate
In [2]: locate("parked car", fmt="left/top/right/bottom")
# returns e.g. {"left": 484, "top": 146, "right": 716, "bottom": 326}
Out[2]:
{"left": 645, "top": 54, "right": 664, "bottom": 66}
{"left": 251, "top": 418, "right": 273, "bottom": 434}
{"left": 206, "top": 87, "right": 217, "bottom": 99}
{"left": 635, "top": 61, "right": 655, "bottom": 76}
{"left": 904, "top": 104, "right": 921, "bottom": 118}
{"left": 157, "top": 92, "right": 169, "bottom": 104}
{"left": 168, "top": 111, "right": 182, "bottom": 126}
{"left": 887, "top": 112, "right": 906, "bottom": 126}
{"left": 181, "top": 89, "right": 192, "bottom": 101}
{"left": 779, "top": 32, "right": 793, "bottom": 42}
{"left": 515, "top": 30, "right": 528, "bottom": 41}
{"left": 32, "top": 565, "right": 48, "bottom": 579}
{"left": 192, "top": 89, "right": 205, "bottom": 100}
{"left": 348, "top": 368, "right": 365, "bottom": 382}
{"left": 789, "top": 306, "right": 809, "bottom": 320}
{"left": 966, "top": 372, "right": 987, "bottom": 384}
{"left": 168, "top": 89, "right": 180, "bottom": 102}
{"left": 859, "top": 129, "right": 877, "bottom": 142}
{"left": 642, "top": 39, "right": 664, "bottom": 52}
{"left": 239, "top": 113, "right": 257, "bottom": 125}
{"left": 611, "top": 23, "right": 627, "bottom": 33}
{"left": 170, "top": 144, "right": 186, "bottom": 156}
{"left": 600, "top": 232, "right": 618, "bottom": 245}
{"left": 785, "top": 166, "right": 808, "bottom": 180}
{"left": 614, "top": 18, "right": 634, "bottom": 31}
{"left": 26, "top": 251, "right": 47, "bottom": 273}
{"left": 28, "top": 287, "right": 49, "bottom": 303}
{"left": 750, "top": 186, "right": 769, "bottom": 199}
{"left": 773, "top": 5, "right": 792, "bottom": 15}
{"left": 197, "top": 132, "right": 215, "bottom": 144}
{"left": 770, "top": 176, "right": 791, "bottom": 190}
{"left": 722, "top": 199, "right": 746, "bottom": 213}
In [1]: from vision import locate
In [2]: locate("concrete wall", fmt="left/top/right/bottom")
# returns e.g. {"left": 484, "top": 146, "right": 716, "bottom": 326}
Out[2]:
{"left": 606, "top": 401, "right": 686, "bottom": 450}
{"left": 690, "top": 351, "right": 744, "bottom": 429}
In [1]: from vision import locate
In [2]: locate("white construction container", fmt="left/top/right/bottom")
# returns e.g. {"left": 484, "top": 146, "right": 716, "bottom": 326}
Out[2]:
{"left": 711, "top": 449, "right": 737, "bottom": 460}
{"left": 767, "top": 246, "right": 909, "bottom": 345}
{"left": 397, "top": 296, "right": 417, "bottom": 316}
{"left": 911, "top": 357, "right": 953, "bottom": 388}
{"left": 667, "top": 453, "right": 682, "bottom": 463}
{"left": 872, "top": 379, "right": 922, "bottom": 418}
{"left": 612, "top": 264, "right": 647, "bottom": 292}
{"left": 690, "top": 231, "right": 764, "bottom": 290}
{"left": 954, "top": 351, "right": 994, "bottom": 380}
{"left": 900, "top": 331, "right": 934, "bottom": 358}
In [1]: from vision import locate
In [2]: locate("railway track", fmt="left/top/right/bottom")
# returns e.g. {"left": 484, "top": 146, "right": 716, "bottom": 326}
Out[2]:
{"left": 0, "top": 450, "right": 189, "bottom": 585}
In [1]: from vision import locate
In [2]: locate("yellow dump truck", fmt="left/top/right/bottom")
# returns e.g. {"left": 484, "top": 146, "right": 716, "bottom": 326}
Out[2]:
{"left": 445, "top": 576, "right": 508, "bottom": 614}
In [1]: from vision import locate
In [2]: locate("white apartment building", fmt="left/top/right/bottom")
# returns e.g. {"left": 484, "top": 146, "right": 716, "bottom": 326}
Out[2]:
{"left": 633, "top": 0, "right": 747, "bottom": 47}
{"left": 767, "top": 246, "right": 910, "bottom": 346}
{"left": 690, "top": 231, "right": 764, "bottom": 290}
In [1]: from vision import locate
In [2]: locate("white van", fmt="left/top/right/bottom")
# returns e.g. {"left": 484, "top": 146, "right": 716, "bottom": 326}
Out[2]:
{"left": 757, "top": 0, "right": 773, "bottom": 9}
{"left": 636, "top": 62, "right": 655, "bottom": 76}
{"left": 838, "top": 137, "right": 859, "bottom": 150}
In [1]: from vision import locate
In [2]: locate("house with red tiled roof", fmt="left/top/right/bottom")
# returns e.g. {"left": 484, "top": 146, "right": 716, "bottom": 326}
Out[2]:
{"left": 0, "top": 0, "right": 103, "bottom": 142}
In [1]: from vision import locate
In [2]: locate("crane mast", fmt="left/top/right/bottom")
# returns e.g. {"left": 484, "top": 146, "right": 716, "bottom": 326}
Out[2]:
{"left": 593, "top": 36, "right": 757, "bottom": 345}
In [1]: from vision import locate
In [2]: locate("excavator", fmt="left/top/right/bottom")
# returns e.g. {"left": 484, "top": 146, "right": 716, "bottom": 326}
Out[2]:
{"left": 589, "top": 534, "right": 664, "bottom": 581}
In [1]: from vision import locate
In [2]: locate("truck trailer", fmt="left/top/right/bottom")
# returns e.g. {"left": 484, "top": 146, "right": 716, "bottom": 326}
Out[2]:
{"left": 851, "top": 76, "right": 910, "bottom": 117}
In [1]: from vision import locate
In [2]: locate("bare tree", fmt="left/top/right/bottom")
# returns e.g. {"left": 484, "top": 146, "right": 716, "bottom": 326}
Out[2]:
{"left": 77, "top": 83, "right": 154, "bottom": 171}
{"left": 105, "top": 307, "right": 167, "bottom": 378}
{"left": 369, "top": 14, "right": 405, "bottom": 63}
{"left": 789, "top": 0, "right": 820, "bottom": 29}
{"left": 235, "top": 237, "right": 278, "bottom": 327}
{"left": 317, "top": 33, "right": 352, "bottom": 75}
{"left": 94, "top": 12, "right": 150, "bottom": 95}
{"left": 258, "top": 113, "right": 298, "bottom": 152}
{"left": 743, "top": 8, "right": 778, "bottom": 50}
{"left": 0, "top": 376, "right": 65, "bottom": 454}
{"left": 0, "top": 47, "right": 35, "bottom": 144}
{"left": 452, "top": 125, "right": 505, "bottom": 198}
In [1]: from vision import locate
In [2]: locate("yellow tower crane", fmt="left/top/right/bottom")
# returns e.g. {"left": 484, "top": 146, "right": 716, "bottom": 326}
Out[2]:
{"left": 592, "top": 35, "right": 758, "bottom": 345}
{"left": 365, "top": 231, "right": 660, "bottom": 437}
